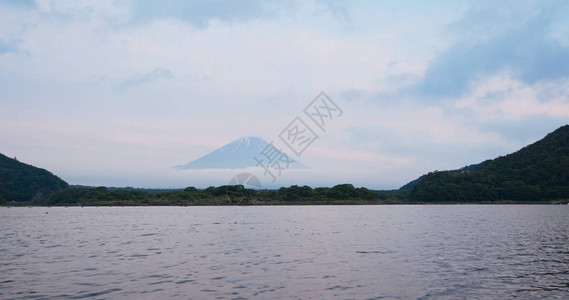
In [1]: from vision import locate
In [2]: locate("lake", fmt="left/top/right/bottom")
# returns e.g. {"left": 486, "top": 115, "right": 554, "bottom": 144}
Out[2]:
{"left": 1, "top": 205, "right": 568, "bottom": 299}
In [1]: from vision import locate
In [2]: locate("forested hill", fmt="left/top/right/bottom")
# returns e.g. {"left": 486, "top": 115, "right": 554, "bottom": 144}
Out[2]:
{"left": 0, "top": 153, "right": 68, "bottom": 203}
{"left": 399, "top": 161, "right": 485, "bottom": 191}
{"left": 409, "top": 125, "right": 569, "bottom": 203}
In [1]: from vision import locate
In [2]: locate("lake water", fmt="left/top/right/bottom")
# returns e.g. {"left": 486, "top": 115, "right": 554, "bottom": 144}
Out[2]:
{"left": 1, "top": 205, "right": 568, "bottom": 299}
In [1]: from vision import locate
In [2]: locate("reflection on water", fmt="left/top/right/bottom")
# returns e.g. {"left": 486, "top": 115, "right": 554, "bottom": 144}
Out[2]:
{"left": 1, "top": 205, "right": 568, "bottom": 299}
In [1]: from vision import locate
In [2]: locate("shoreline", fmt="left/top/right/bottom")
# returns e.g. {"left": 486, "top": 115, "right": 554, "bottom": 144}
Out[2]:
{"left": 4, "top": 199, "right": 568, "bottom": 207}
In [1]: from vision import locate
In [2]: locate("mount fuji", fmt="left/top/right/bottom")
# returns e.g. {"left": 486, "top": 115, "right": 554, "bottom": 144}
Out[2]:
{"left": 175, "top": 136, "right": 308, "bottom": 170}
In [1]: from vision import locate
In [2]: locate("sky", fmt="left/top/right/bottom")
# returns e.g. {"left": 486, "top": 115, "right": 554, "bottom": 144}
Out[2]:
{"left": 1, "top": 0, "right": 568, "bottom": 189}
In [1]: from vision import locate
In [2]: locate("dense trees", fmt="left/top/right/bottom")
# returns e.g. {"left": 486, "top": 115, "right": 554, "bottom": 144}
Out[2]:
{"left": 0, "top": 153, "right": 68, "bottom": 203}
{"left": 31, "top": 183, "right": 384, "bottom": 206}
{"left": 409, "top": 125, "right": 569, "bottom": 203}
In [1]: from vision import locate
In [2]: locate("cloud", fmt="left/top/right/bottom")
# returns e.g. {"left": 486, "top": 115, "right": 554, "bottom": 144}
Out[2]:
{"left": 315, "top": 0, "right": 351, "bottom": 26}
{"left": 0, "top": 0, "right": 35, "bottom": 9}
{"left": 0, "top": 38, "right": 17, "bottom": 54}
{"left": 129, "top": 0, "right": 268, "bottom": 28}
{"left": 119, "top": 68, "right": 173, "bottom": 89}
{"left": 454, "top": 73, "right": 569, "bottom": 119}
{"left": 479, "top": 116, "right": 568, "bottom": 142}
{"left": 411, "top": 0, "right": 569, "bottom": 99}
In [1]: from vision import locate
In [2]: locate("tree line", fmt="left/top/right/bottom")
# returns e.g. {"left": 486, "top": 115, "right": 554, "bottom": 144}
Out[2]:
{"left": 34, "top": 183, "right": 400, "bottom": 206}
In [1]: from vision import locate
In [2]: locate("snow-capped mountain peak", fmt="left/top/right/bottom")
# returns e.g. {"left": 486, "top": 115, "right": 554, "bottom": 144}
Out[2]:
{"left": 175, "top": 136, "right": 307, "bottom": 170}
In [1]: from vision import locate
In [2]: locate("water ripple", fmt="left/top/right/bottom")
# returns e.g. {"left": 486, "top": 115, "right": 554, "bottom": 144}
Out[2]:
{"left": 1, "top": 205, "right": 568, "bottom": 299}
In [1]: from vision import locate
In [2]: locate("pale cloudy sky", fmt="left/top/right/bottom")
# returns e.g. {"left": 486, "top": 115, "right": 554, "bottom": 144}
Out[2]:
{"left": 1, "top": 0, "right": 568, "bottom": 189}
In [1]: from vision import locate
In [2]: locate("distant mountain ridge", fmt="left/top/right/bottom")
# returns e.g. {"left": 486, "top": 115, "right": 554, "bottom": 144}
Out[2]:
{"left": 407, "top": 125, "right": 569, "bottom": 202}
{"left": 0, "top": 153, "right": 68, "bottom": 203}
{"left": 175, "top": 136, "right": 307, "bottom": 170}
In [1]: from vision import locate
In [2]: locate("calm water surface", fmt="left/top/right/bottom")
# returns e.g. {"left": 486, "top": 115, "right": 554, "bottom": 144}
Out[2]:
{"left": 1, "top": 205, "right": 568, "bottom": 299}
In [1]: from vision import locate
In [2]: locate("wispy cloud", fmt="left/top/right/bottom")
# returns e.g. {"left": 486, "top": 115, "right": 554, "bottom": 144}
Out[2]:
{"left": 129, "top": 0, "right": 268, "bottom": 28}
{"left": 0, "top": 38, "right": 17, "bottom": 54}
{"left": 118, "top": 68, "right": 173, "bottom": 89}
{"left": 0, "top": 0, "right": 35, "bottom": 9}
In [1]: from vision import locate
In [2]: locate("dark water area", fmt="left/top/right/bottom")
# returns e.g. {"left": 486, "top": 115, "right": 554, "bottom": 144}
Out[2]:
{"left": 1, "top": 205, "right": 568, "bottom": 299}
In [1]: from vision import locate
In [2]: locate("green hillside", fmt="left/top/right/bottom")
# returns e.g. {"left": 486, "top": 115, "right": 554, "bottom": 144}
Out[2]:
{"left": 400, "top": 161, "right": 486, "bottom": 191}
{"left": 408, "top": 125, "right": 569, "bottom": 203}
{"left": 0, "top": 153, "right": 69, "bottom": 203}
